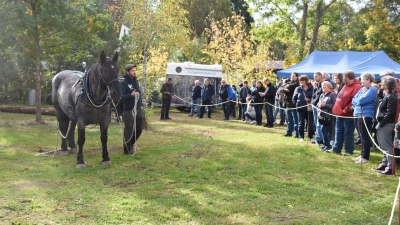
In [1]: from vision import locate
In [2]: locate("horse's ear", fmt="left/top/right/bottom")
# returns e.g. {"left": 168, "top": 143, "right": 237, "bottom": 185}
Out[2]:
{"left": 100, "top": 50, "right": 106, "bottom": 64}
{"left": 112, "top": 51, "right": 118, "bottom": 63}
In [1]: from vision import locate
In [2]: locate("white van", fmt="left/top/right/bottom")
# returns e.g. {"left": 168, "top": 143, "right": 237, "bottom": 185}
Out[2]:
{"left": 166, "top": 62, "right": 222, "bottom": 111}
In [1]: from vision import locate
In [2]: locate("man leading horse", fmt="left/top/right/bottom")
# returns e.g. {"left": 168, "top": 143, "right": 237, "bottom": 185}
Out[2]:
{"left": 120, "top": 64, "right": 143, "bottom": 155}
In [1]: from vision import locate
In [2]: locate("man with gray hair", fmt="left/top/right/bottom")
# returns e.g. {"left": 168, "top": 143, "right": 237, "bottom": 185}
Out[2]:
{"left": 189, "top": 80, "right": 202, "bottom": 117}
{"left": 322, "top": 71, "right": 335, "bottom": 87}
{"left": 200, "top": 78, "right": 214, "bottom": 119}
{"left": 160, "top": 77, "right": 174, "bottom": 120}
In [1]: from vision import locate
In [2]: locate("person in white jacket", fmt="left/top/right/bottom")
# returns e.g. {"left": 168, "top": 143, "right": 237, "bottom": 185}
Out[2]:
{"left": 244, "top": 97, "right": 256, "bottom": 124}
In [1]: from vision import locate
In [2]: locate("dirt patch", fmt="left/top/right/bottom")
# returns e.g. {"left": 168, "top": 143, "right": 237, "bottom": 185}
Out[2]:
{"left": 179, "top": 144, "right": 214, "bottom": 159}
{"left": 11, "top": 181, "right": 66, "bottom": 189}
{"left": 107, "top": 180, "right": 138, "bottom": 188}
{"left": 202, "top": 131, "right": 216, "bottom": 137}
{"left": 84, "top": 146, "right": 121, "bottom": 153}
{"left": 41, "top": 147, "right": 122, "bottom": 156}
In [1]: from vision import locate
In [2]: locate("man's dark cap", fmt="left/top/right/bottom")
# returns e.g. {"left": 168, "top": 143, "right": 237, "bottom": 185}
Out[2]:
{"left": 167, "top": 77, "right": 172, "bottom": 81}
{"left": 125, "top": 64, "right": 136, "bottom": 71}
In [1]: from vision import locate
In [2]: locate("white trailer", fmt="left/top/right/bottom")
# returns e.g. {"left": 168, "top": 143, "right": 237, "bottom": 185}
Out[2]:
{"left": 166, "top": 62, "right": 222, "bottom": 110}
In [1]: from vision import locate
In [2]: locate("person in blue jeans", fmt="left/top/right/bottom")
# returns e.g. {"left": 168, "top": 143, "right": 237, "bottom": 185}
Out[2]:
{"left": 332, "top": 70, "right": 362, "bottom": 155}
{"left": 311, "top": 72, "right": 324, "bottom": 144}
{"left": 318, "top": 81, "right": 337, "bottom": 151}
{"left": 218, "top": 79, "right": 236, "bottom": 120}
{"left": 189, "top": 80, "right": 202, "bottom": 117}
{"left": 292, "top": 75, "right": 314, "bottom": 141}
{"left": 351, "top": 72, "right": 376, "bottom": 163}
{"left": 274, "top": 99, "right": 286, "bottom": 124}
{"left": 282, "top": 72, "right": 300, "bottom": 137}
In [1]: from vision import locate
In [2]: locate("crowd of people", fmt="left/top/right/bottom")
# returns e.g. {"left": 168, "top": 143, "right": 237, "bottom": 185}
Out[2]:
{"left": 188, "top": 70, "right": 400, "bottom": 175}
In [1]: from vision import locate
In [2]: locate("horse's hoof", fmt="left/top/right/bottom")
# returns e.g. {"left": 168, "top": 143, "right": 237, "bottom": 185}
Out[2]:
{"left": 76, "top": 163, "right": 86, "bottom": 168}
{"left": 69, "top": 148, "right": 77, "bottom": 154}
{"left": 102, "top": 161, "right": 111, "bottom": 166}
{"left": 55, "top": 150, "right": 69, "bottom": 156}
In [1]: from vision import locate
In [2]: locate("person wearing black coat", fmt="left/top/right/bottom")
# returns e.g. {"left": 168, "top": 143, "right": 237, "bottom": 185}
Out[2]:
{"left": 238, "top": 81, "right": 251, "bottom": 121}
{"left": 373, "top": 76, "right": 398, "bottom": 175}
{"left": 251, "top": 80, "right": 266, "bottom": 126}
{"left": 282, "top": 72, "right": 300, "bottom": 137}
{"left": 199, "top": 78, "right": 215, "bottom": 119}
{"left": 160, "top": 77, "right": 174, "bottom": 120}
{"left": 311, "top": 72, "right": 324, "bottom": 144}
{"left": 260, "top": 78, "right": 276, "bottom": 127}
{"left": 120, "top": 64, "right": 143, "bottom": 155}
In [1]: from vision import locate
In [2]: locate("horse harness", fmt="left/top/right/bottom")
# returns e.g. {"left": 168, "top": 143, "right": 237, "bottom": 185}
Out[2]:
{"left": 67, "top": 65, "right": 119, "bottom": 119}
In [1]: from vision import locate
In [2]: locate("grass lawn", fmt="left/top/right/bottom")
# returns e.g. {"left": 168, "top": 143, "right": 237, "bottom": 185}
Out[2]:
{"left": 0, "top": 108, "right": 399, "bottom": 225}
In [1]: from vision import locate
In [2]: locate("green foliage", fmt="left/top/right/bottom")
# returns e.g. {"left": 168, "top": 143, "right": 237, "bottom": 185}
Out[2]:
{"left": 0, "top": 0, "right": 115, "bottom": 121}
{"left": 120, "top": 0, "right": 190, "bottom": 100}
{"left": 231, "top": 0, "right": 254, "bottom": 28}
{"left": 180, "top": 0, "right": 232, "bottom": 38}
{"left": 149, "top": 89, "right": 161, "bottom": 104}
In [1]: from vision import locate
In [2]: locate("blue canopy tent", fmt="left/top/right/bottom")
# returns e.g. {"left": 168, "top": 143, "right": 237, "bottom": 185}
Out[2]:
{"left": 277, "top": 50, "right": 400, "bottom": 79}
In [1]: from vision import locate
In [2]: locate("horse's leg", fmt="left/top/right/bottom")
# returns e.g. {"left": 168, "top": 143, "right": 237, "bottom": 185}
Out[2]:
{"left": 76, "top": 124, "right": 86, "bottom": 168}
{"left": 67, "top": 120, "right": 77, "bottom": 154}
{"left": 100, "top": 122, "right": 111, "bottom": 165}
{"left": 56, "top": 111, "right": 69, "bottom": 152}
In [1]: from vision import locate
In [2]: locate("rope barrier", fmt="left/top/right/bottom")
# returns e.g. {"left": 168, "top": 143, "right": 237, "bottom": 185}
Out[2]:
{"left": 178, "top": 93, "right": 400, "bottom": 158}
{"left": 362, "top": 116, "right": 400, "bottom": 158}
{"left": 388, "top": 177, "right": 400, "bottom": 225}
{"left": 173, "top": 94, "right": 308, "bottom": 110}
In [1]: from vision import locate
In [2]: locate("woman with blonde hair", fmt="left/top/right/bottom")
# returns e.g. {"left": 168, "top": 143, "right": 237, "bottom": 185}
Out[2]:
{"left": 351, "top": 72, "right": 377, "bottom": 163}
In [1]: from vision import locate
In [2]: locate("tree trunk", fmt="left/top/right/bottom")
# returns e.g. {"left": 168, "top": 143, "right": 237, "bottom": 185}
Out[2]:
{"left": 0, "top": 105, "right": 56, "bottom": 116}
{"left": 3, "top": 83, "right": 9, "bottom": 101}
{"left": 31, "top": 1, "right": 43, "bottom": 123}
{"left": 309, "top": 1, "right": 323, "bottom": 55}
{"left": 35, "top": 51, "right": 42, "bottom": 123}
{"left": 299, "top": 1, "right": 308, "bottom": 59}
{"left": 308, "top": 0, "right": 337, "bottom": 55}
{"left": 142, "top": 45, "right": 148, "bottom": 101}
{"left": 142, "top": 45, "right": 149, "bottom": 129}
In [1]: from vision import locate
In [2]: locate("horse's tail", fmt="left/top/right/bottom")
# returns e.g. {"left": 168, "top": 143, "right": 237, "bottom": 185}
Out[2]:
{"left": 51, "top": 72, "right": 63, "bottom": 106}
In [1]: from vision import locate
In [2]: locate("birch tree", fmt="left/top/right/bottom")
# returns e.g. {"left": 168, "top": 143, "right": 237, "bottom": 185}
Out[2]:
{"left": 120, "top": 0, "right": 190, "bottom": 100}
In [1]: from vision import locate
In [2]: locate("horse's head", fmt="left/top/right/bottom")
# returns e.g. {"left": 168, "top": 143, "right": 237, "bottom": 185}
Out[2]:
{"left": 96, "top": 50, "right": 121, "bottom": 102}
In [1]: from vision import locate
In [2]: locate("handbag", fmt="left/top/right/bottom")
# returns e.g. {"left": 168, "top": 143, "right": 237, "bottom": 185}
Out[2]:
{"left": 303, "top": 90, "right": 312, "bottom": 112}
{"left": 318, "top": 114, "right": 332, "bottom": 126}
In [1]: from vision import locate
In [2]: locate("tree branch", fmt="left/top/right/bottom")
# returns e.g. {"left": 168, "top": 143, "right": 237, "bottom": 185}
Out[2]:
{"left": 323, "top": 0, "right": 338, "bottom": 12}
{"left": 270, "top": 0, "right": 300, "bottom": 33}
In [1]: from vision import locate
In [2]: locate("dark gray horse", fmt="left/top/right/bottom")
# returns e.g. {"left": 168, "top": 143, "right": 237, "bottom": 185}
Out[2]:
{"left": 51, "top": 50, "right": 121, "bottom": 168}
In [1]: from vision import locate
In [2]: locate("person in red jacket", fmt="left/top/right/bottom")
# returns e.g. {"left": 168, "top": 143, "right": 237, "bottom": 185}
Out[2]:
{"left": 331, "top": 70, "right": 362, "bottom": 155}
